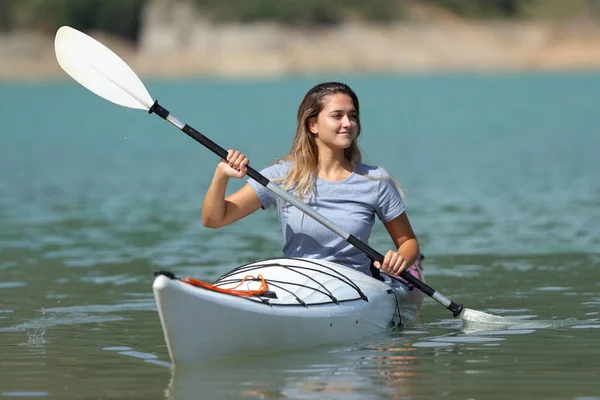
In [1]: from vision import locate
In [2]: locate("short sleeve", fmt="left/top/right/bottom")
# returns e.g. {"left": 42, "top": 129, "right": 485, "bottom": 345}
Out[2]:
{"left": 247, "top": 162, "right": 290, "bottom": 209}
{"left": 376, "top": 168, "right": 405, "bottom": 222}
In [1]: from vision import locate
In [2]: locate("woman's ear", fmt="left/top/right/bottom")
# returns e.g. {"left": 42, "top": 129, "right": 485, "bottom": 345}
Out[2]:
{"left": 308, "top": 117, "right": 318, "bottom": 135}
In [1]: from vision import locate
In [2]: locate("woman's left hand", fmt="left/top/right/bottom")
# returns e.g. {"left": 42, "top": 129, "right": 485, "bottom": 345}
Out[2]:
{"left": 374, "top": 250, "right": 406, "bottom": 276}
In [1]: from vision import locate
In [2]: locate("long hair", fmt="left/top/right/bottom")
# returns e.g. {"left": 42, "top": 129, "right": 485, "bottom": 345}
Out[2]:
{"left": 278, "top": 82, "right": 362, "bottom": 201}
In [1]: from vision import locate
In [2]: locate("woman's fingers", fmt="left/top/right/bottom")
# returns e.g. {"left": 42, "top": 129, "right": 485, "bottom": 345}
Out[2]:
{"left": 218, "top": 150, "right": 249, "bottom": 179}
{"left": 375, "top": 250, "right": 406, "bottom": 276}
{"left": 225, "top": 150, "right": 249, "bottom": 175}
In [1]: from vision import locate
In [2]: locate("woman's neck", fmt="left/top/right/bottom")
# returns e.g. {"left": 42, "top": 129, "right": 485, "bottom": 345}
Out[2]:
{"left": 317, "top": 150, "right": 353, "bottom": 181}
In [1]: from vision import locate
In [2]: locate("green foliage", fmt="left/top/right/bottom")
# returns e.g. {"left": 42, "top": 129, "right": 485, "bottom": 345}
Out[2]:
{"left": 191, "top": 0, "right": 406, "bottom": 25}
{"left": 1, "top": 0, "right": 599, "bottom": 40}
{"left": 0, "top": 0, "right": 19, "bottom": 32}
{"left": 2, "top": 0, "right": 144, "bottom": 40}
{"left": 418, "top": 0, "right": 526, "bottom": 18}
{"left": 519, "top": 0, "right": 591, "bottom": 19}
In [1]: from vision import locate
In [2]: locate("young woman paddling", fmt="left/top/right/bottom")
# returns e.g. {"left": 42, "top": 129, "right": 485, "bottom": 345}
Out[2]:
{"left": 202, "top": 82, "right": 422, "bottom": 277}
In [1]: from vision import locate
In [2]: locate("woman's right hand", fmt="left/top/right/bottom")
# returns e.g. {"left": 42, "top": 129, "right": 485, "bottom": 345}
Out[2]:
{"left": 217, "top": 149, "right": 249, "bottom": 179}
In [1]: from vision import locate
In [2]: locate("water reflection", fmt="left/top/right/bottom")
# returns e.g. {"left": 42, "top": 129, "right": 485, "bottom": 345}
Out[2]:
{"left": 165, "top": 339, "right": 423, "bottom": 400}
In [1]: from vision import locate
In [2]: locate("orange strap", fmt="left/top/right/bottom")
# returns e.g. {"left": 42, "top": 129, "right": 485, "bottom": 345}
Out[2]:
{"left": 182, "top": 274, "right": 269, "bottom": 297}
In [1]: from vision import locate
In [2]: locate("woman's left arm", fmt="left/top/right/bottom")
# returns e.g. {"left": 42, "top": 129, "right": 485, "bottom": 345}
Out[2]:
{"left": 374, "top": 212, "right": 420, "bottom": 276}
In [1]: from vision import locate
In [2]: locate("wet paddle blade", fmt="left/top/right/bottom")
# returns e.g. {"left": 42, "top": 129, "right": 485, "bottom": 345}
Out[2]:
{"left": 54, "top": 26, "right": 153, "bottom": 110}
{"left": 460, "top": 308, "right": 516, "bottom": 324}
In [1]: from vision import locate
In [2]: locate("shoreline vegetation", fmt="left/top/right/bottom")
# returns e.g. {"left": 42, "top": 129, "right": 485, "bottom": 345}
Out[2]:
{"left": 2, "top": 0, "right": 600, "bottom": 82}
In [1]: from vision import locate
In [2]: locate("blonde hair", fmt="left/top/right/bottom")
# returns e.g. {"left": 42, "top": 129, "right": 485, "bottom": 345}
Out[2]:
{"left": 277, "top": 82, "right": 362, "bottom": 201}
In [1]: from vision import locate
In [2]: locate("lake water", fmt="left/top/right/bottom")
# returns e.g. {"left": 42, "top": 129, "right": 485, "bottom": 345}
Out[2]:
{"left": 1, "top": 72, "right": 599, "bottom": 399}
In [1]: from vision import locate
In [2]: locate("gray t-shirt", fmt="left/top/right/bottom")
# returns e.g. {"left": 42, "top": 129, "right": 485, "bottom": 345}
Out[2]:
{"left": 247, "top": 161, "right": 405, "bottom": 274}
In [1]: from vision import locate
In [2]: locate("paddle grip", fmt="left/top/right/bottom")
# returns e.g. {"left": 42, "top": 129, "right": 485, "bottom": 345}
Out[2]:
{"left": 183, "top": 124, "right": 270, "bottom": 188}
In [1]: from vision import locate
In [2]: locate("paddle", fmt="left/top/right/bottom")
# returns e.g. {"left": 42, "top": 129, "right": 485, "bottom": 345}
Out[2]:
{"left": 54, "top": 26, "right": 509, "bottom": 324}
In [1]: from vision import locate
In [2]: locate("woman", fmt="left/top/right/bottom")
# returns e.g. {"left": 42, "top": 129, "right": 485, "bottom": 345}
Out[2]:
{"left": 202, "top": 82, "right": 421, "bottom": 277}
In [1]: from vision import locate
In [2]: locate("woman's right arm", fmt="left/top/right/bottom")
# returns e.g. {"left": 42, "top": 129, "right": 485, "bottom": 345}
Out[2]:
{"left": 201, "top": 150, "right": 263, "bottom": 228}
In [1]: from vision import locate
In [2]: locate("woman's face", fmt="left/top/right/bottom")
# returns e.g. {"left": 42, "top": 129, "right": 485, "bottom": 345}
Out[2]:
{"left": 309, "top": 93, "right": 358, "bottom": 151}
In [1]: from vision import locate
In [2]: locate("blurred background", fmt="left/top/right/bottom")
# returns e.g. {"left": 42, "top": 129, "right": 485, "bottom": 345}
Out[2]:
{"left": 1, "top": 1, "right": 599, "bottom": 399}
{"left": 3, "top": 0, "right": 600, "bottom": 80}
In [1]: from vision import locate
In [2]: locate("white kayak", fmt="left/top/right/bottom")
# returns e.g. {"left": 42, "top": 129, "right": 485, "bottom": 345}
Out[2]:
{"left": 153, "top": 257, "right": 424, "bottom": 365}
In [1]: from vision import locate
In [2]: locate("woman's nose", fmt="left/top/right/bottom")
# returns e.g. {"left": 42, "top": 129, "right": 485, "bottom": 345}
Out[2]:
{"left": 341, "top": 115, "right": 352, "bottom": 127}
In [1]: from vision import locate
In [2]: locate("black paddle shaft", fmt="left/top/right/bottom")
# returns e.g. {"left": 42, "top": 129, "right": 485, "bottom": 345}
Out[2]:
{"left": 148, "top": 101, "right": 465, "bottom": 317}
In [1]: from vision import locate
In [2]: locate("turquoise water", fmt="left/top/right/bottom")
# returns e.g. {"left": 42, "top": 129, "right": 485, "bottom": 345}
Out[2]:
{"left": 1, "top": 72, "right": 599, "bottom": 399}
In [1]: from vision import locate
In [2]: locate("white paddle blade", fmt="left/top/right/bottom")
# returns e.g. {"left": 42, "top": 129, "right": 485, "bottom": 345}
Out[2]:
{"left": 461, "top": 308, "right": 516, "bottom": 324}
{"left": 54, "top": 26, "right": 153, "bottom": 110}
